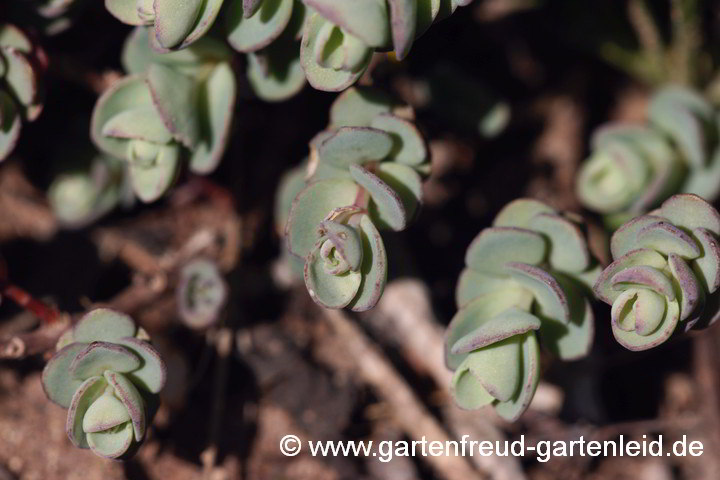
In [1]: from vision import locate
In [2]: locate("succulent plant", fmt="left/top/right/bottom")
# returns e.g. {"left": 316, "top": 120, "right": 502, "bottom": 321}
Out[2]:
{"left": 228, "top": 0, "right": 308, "bottom": 101}
{"left": 42, "top": 308, "right": 166, "bottom": 459}
{"left": 446, "top": 199, "right": 600, "bottom": 421}
{"left": 91, "top": 27, "right": 236, "bottom": 202}
{"left": 0, "top": 25, "right": 46, "bottom": 162}
{"left": 285, "top": 87, "right": 428, "bottom": 310}
{"left": 48, "top": 155, "right": 133, "bottom": 228}
{"left": 177, "top": 258, "right": 228, "bottom": 329}
{"left": 105, "top": 0, "right": 224, "bottom": 51}
{"left": 594, "top": 194, "right": 720, "bottom": 351}
{"left": 577, "top": 86, "right": 720, "bottom": 228}
{"left": 300, "top": 0, "right": 474, "bottom": 91}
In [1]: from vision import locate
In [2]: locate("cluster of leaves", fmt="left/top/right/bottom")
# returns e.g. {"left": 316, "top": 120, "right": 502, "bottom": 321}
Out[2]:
{"left": 91, "top": 27, "right": 236, "bottom": 202}
{"left": 176, "top": 258, "right": 229, "bottom": 329}
{"left": 0, "top": 25, "right": 46, "bottom": 162}
{"left": 42, "top": 309, "right": 166, "bottom": 459}
{"left": 284, "top": 87, "right": 428, "bottom": 310}
{"left": 446, "top": 199, "right": 600, "bottom": 421}
{"left": 104, "top": 0, "right": 475, "bottom": 99}
{"left": 48, "top": 155, "right": 133, "bottom": 228}
{"left": 594, "top": 194, "right": 720, "bottom": 351}
{"left": 576, "top": 86, "right": 720, "bottom": 228}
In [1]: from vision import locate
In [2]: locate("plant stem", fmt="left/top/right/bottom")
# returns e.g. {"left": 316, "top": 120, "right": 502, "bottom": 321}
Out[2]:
{"left": 627, "top": 0, "right": 667, "bottom": 82}
{"left": 0, "top": 281, "right": 62, "bottom": 325}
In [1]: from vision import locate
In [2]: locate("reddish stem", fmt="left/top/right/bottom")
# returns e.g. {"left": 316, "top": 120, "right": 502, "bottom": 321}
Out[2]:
{"left": 0, "top": 281, "right": 61, "bottom": 325}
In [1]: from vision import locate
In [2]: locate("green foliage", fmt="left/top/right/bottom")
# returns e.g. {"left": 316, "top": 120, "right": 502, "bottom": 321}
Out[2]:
{"left": 447, "top": 199, "right": 599, "bottom": 421}
{"left": 284, "top": 87, "right": 428, "bottom": 310}
{"left": 48, "top": 155, "right": 133, "bottom": 228}
{"left": 300, "top": 0, "right": 474, "bottom": 91}
{"left": 228, "top": 0, "right": 308, "bottom": 101}
{"left": 0, "top": 25, "right": 46, "bottom": 162}
{"left": 594, "top": 194, "right": 720, "bottom": 351}
{"left": 177, "top": 259, "right": 228, "bottom": 329}
{"left": 91, "top": 27, "right": 236, "bottom": 202}
{"left": 105, "top": 0, "right": 225, "bottom": 51}
{"left": 42, "top": 308, "right": 166, "bottom": 459}
{"left": 576, "top": 86, "right": 720, "bottom": 228}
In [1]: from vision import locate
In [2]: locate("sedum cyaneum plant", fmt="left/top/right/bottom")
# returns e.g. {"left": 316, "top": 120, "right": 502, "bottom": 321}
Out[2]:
{"left": 300, "top": 0, "right": 474, "bottom": 91}
{"left": 285, "top": 87, "right": 428, "bottom": 310}
{"left": 594, "top": 194, "right": 720, "bottom": 351}
{"left": 42, "top": 308, "right": 166, "bottom": 459}
{"left": 91, "top": 27, "right": 236, "bottom": 202}
{"left": 577, "top": 86, "right": 720, "bottom": 228}
{"left": 0, "top": 24, "right": 46, "bottom": 162}
{"left": 446, "top": 199, "right": 600, "bottom": 421}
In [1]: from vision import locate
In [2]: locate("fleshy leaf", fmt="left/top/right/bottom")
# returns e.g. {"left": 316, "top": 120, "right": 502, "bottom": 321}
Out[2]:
{"left": 318, "top": 127, "right": 393, "bottom": 168}
{"left": 594, "top": 249, "right": 668, "bottom": 304}
{"left": 348, "top": 215, "right": 388, "bottom": 311}
{"left": 329, "top": 87, "right": 394, "bottom": 128}
{"left": 493, "top": 331, "right": 540, "bottom": 422}
{"left": 463, "top": 335, "right": 522, "bottom": 402}
{"left": 635, "top": 222, "right": 701, "bottom": 259}
{"left": 189, "top": 63, "right": 237, "bottom": 174}
{"left": 87, "top": 423, "right": 135, "bottom": 459}
{"left": 610, "top": 265, "right": 676, "bottom": 300}
{"left": 101, "top": 106, "right": 173, "bottom": 144}
{"left": 128, "top": 143, "right": 181, "bottom": 203}
{"left": 506, "top": 262, "right": 570, "bottom": 324}
{"left": 492, "top": 199, "right": 555, "bottom": 228}
{"left": 286, "top": 179, "right": 360, "bottom": 258}
{"left": 668, "top": 254, "right": 702, "bottom": 321}
{"left": 370, "top": 114, "right": 427, "bottom": 166}
{"left": 465, "top": 227, "right": 546, "bottom": 274}
{"left": 692, "top": 228, "right": 720, "bottom": 293}
{"left": 450, "top": 307, "right": 540, "bottom": 355}
{"left": 70, "top": 342, "right": 141, "bottom": 380}
{"left": 612, "top": 295, "right": 680, "bottom": 351}
{"left": 660, "top": 194, "right": 720, "bottom": 235}
{"left": 66, "top": 376, "right": 107, "bottom": 448}
{"left": 610, "top": 215, "right": 667, "bottom": 258}
{"left": 146, "top": 63, "right": 200, "bottom": 148}
{"left": 104, "top": 371, "right": 146, "bottom": 442}
{"left": 304, "top": 240, "right": 363, "bottom": 309}
{"left": 304, "top": 0, "right": 390, "bottom": 47}
{"left": 455, "top": 269, "right": 511, "bottom": 308}
{"left": 300, "top": 13, "right": 371, "bottom": 92}
{"left": 42, "top": 343, "right": 87, "bottom": 408}
{"left": 387, "top": 0, "right": 416, "bottom": 60}
{"left": 374, "top": 162, "right": 422, "bottom": 222}
{"left": 350, "top": 164, "right": 408, "bottom": 231}
{"left": 72, "top": 309, "right": 137, "bottom": 346}
{"left": 153, "top": 0, "right": 204, "bottom": 49}
{"left": 450, "top": 362, "right": 494, "bottom": 410}
{"left": 445, "top": 288, "right": 534, "bottom": 370}
{"left": 83, "top": 391, "right": 132, "bottom": 433}
{"left": 116, "top": 337, "right": 167, "bottom": 394}
{"left": 528, "top": 213, "right": 590, "bottom": 273}
{"left": 227, "top": 0, "right": 294, "bottom": 52}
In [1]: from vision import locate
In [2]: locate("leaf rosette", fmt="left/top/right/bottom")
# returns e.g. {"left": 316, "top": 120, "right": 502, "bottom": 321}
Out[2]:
{"left": 300, "top": 0, "right": 474, "bottom": 91}
{"left": 177, "top": 258, "right": 228, "bottom": 329}
{"left": 446, "top": 199, "right": 600, "bottom": 421}
{"left": 91, "top": 27, "right": 236, "bottom": 202}
{"left": 0, "top": 25, "right": 46, "bottom": 162}
{"left": 105, "top": 0, "right": 224, "bottom": 51}
{"left": 285, "top": 87, "right": 428, "bottom": 310}
{"left": 577, "top": 86, "right": 720, "bottom": 228}
{"left": 594, "top": 194, "right": 720, "bottom": 350}
{"left": 42, "top": 308, "right": 167, "bottom": 459}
